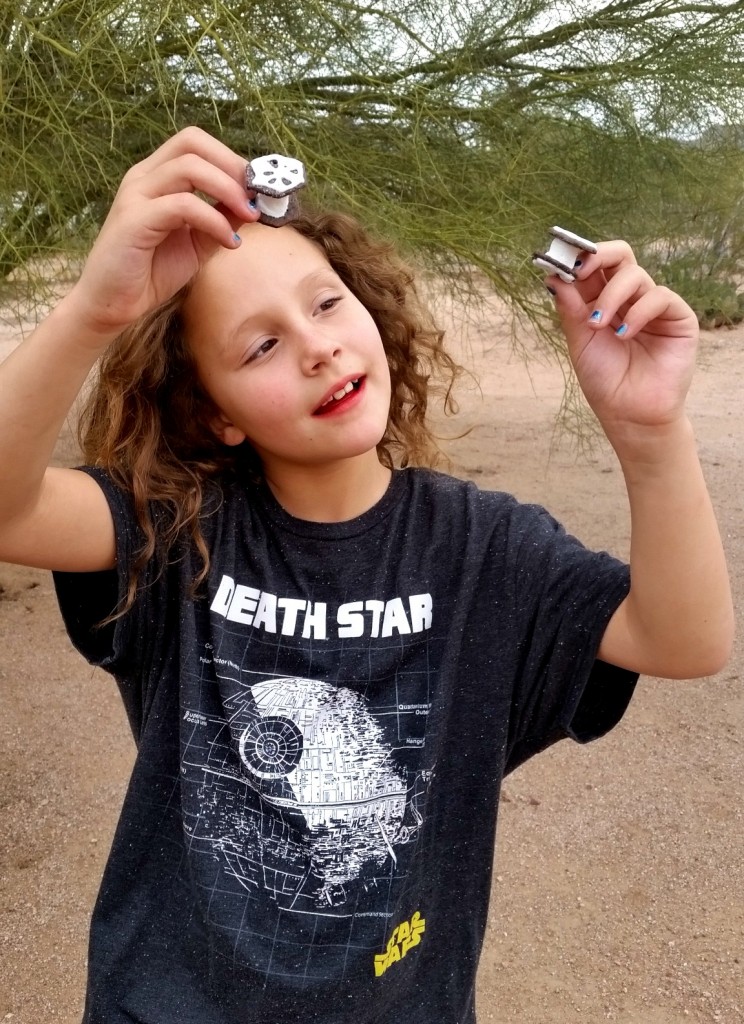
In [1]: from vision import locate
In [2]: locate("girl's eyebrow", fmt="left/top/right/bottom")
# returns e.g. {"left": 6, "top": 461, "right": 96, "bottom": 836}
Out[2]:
{"left": 300, "top": 267, "right": 342, "bottom": 290}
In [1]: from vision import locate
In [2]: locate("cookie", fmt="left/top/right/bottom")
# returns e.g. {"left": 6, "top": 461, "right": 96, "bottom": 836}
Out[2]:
{"left": 532, "top": 226, "right": 598, "bottom": 283}
{"left": 246, "top": 154, "right": 306, "bottom": 227}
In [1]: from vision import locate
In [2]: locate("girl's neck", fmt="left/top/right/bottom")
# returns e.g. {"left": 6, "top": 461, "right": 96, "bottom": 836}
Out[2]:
{"left": 261, "top": 451, "right": 392, "bottom": 523}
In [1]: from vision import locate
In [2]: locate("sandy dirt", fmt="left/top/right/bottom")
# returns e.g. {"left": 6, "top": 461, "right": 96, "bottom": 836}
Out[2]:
{"left": 0, "top": 293, "right": 742, "bottom": 1023}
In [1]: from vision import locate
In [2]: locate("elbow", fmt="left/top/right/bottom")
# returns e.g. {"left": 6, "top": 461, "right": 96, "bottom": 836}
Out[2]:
{"left": 659, "top": 620, "right": 735, "bottom": 680}
{"left": 612, "top": 596, "right": 736, "bottom": 680}
{"left": 701, "top": 607, "right": 736, "bottom": 677}
{"left": 693, "top": 631, "right": 735, "bottom": 679}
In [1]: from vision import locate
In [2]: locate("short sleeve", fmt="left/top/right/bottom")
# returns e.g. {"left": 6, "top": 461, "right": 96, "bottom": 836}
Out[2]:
{"left": 499, "top": 502, "right": 638, "bottom": 774}
{"left": 52, "top": 467, "right": 163, "bottom": 737}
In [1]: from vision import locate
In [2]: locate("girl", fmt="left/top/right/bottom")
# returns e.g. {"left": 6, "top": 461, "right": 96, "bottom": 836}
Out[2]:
{"left": 0, "top": 128, "right": 733, "bottom": 1024}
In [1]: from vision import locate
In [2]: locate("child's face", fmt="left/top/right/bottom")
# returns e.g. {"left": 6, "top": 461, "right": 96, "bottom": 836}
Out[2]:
{"left": 183, "top": 224, "right": 392, "bottom": 476}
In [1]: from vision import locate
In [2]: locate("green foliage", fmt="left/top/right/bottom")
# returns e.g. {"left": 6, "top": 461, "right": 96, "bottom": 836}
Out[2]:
{"left": 2, "top": 0, "right": 744, "bottom": 332}
{"left": 624, "top": 133, "right": 744, "bottom": 327}
{"left": 661, "top": 258, "right": 744, "bottom": 329}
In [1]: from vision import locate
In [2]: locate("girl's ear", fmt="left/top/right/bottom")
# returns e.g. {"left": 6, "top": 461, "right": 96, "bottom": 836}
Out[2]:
{"left": 210, "top": 411, "right": 247, "bottom": 447}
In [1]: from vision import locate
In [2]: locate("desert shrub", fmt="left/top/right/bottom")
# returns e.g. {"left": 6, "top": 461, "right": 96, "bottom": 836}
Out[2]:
{"left": 662, "top": 260, "right": 744, "bottom": 328}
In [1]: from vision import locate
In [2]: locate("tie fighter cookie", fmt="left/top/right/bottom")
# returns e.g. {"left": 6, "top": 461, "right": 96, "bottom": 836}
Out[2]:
{"left": 532, "top": 226, "right": 598, "bottom": 283}
{"left": 246, "top": 154, "right": 306, "bottom": 226}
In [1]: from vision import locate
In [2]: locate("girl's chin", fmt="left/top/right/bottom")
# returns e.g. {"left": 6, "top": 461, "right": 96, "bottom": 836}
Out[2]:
{"left": 257, "top": 437, "right": 387, "bottom": 474}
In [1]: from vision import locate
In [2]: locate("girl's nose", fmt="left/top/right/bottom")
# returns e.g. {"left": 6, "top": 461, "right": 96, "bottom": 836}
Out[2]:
{"left": 299, "top": 328, "right": 341, "bottom": 372}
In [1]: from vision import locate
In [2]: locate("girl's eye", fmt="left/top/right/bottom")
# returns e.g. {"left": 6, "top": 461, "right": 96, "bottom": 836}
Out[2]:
{"left": 246, "top": 337, "right": 277, "bottom": 363}
{"left": 318, "top": 295, "right": 342, "bottom": 313}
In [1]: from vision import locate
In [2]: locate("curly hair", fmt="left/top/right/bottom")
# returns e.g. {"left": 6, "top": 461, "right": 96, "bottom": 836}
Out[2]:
{"left": 78, "top": 209, "right": 463, "bottom": 611}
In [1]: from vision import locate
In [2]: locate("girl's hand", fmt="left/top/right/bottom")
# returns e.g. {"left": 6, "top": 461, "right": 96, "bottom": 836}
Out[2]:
{"left": 65, "top": 126, "right": 259, "bottom": 342}
{"left": 547, "top": 241, "right": 699, "bottom": 450}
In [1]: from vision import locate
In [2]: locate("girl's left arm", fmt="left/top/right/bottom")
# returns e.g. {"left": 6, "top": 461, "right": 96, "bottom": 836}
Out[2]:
{"left": 548, "top": 242, "right": 734, "bottom": 679}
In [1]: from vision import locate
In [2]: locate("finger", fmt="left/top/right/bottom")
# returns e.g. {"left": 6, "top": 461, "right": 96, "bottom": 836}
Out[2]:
{"left": 573, "top": 240, "right": 638, "bottom": 285}
{"left": 122, "top": 128, "right": 258, "bottom": 225}
{"left": 135, "top": 152, "right": 243, "bottom": 200}
{"left": 583, "top": 264, "right": 656, "bottom": 329}
{"left": 124, "top": 154, "right": 259, "bottom": 230}
{"left": 132, "top": 193, "right": 244, "bottom": 252}
{"left": 549, "top": 241, "right": 641, "bottom": 315}
{"left": 128, "top": 125, "right": 244, "bottom": 180}
{"left": 212, "top": 201, "right": 260, "bottom": 237}
{"left": 546, "top": 263, "right": 651, "bottom": 327}
{"left": 545, "top": 274, "right": 587, "bottom": 329}
{"left": 604, "top": 286, "right": 696, "bottom": 341}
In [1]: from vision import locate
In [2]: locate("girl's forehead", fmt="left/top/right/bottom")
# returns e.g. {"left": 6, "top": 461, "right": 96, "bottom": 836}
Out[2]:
{"left": 193, "top": 224, "right": 334, "bottom": 299}
{"left": 231, "top": 222, "right": 326, "bottom": 269}
{"left": 183, "top": 225, "right": 337, "bottom": 337}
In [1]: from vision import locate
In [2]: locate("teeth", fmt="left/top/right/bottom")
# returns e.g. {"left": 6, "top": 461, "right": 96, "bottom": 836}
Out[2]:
{"left": 321, "top": 379, "right": 358, "bottom": 407}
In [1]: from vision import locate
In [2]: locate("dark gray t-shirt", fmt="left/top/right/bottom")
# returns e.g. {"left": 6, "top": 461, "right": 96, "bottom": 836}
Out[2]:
{"left": 54, "top": 467, "right": 637, "bottom": 1024}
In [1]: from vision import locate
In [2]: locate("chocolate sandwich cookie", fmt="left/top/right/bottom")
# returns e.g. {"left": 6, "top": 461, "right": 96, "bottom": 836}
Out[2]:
{"left": 532, "top": 226, "right": 598, "bottom": 283}
{"left": 246, "top": 154, "right": 306, "bottom": 227}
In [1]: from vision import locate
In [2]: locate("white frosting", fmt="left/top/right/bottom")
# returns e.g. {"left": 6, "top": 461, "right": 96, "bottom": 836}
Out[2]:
{"left": 547, "top": 237, "right": 579, "bottom": 268}
{"left": 532, "top": 226, "right": 597, "bottom": 282}
{"left": 532, "top": 256, "right": 575, "bottom": 283}
{"left": 257, "top": 194, "right": 290, "bottom": 219}
{"left": 249, "top": 154, "right": 306, "bottom": 196}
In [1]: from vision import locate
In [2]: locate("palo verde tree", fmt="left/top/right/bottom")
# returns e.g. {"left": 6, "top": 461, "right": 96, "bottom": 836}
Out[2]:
{"left": 2, "top": 0, "right": 744, "bottom": 324}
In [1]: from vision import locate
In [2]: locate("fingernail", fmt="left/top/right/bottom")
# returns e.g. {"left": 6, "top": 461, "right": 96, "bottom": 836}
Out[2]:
{"left": 574, "top": 258, "right": 583, "bottom": 268}
{"left": 546, "top": 285, "right": 557, "bottom": 296}
{"left": 615, "top": 323, "right": 628, "bottom": 336}
{"left": 589, "top": 310, "right": 602, "bottom": 323}
{"left": 248, "top": 198, "right": 258, "bottom": 210}
{"left": 232, "top": 232, "right": 242, "bottom": 245}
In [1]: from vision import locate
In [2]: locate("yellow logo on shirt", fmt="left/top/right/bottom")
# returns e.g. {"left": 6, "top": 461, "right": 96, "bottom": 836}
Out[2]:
{"left": 373, "top": 911, "right": 426, "bottom": 977}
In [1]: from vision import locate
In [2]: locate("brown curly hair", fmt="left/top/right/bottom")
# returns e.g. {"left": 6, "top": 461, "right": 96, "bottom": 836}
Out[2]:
{"left": 78, "top": 209, "right": 463, "bottom": 610}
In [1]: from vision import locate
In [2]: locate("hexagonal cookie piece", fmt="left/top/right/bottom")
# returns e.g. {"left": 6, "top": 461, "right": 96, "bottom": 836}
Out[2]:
{"left": 246, "top": 154, "right": 306, "bottom": 226}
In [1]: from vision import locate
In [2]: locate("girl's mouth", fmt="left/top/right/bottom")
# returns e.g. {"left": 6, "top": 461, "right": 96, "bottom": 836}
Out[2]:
{"left": 313, "top": 377, "right": 364, "bottom": 415}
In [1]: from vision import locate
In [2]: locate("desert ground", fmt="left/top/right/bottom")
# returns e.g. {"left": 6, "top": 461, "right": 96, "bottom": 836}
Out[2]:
{"left": 0, "top": 288, "right": 742, "bottom": 1023}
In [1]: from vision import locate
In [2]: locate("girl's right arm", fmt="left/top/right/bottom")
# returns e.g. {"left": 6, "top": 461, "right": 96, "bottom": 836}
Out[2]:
{"left": 0, "top": 127, "right": 258, "bottom": 572}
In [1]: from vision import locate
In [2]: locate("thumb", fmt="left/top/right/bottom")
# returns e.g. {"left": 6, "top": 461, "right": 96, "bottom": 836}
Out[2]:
{"left": 547, "top": 275, "right": 589, "bottom": 332}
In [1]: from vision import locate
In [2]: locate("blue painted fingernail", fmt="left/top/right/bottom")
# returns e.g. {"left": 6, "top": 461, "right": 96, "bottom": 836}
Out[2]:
{"left": 616, "top": 323, "right": 628, "bottom": 336}
{"left": 233, "top": 232, "right": 242, "bottom": 244}
{"left": 589, "top": 310, "right": 602, "bottom": 323}
{"left": 248, "top": 198, "right": 258, "bottom": 209}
